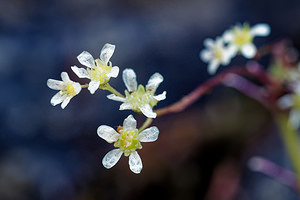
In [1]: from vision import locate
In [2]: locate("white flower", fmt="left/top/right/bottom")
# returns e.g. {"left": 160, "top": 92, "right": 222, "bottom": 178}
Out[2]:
{"left": 47, "top": 72, "right": 81, "bottom": 109}
{"left": 200, "top": 37, "right": 235, "bottom": 74}
{"left": 71, "top": 43, "right": 119, "bottom": 94}
{"left": 97, "top": 115, "right": 159, "bottom": 174}
{"left": 223, "top": 23, "right": 270, "bottom": 59}
{"left": 107, "top": 68, "right": 166, "bottom": 118}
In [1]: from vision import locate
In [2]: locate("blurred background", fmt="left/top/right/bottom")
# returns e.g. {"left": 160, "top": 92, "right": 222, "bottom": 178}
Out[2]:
{"left": 1, "top": 0, "right": 300, "bottom": 199}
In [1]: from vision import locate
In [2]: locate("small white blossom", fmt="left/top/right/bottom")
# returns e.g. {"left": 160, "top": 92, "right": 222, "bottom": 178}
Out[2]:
{"left": 47, "top": 72, "right": 81, "bottom": 109}
{"left": 107, "top": 68, "right": 166, "bottom": 118}
{"left": 71, "top": 43, "right": 119, "bottom": 94}
{"left": 200, "top": 37, "right": 235, "bottom": 74}
{"left": 98, "top": 115, "right": 159, "bottom": 174}
{"left": 223, "top": 23, "right": 270, "bottom": 59}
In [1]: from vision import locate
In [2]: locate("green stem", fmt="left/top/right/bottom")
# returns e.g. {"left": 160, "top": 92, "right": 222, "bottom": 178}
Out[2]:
{"left": 100, "top": 83, "right": 124, "bottom": 98}
{"left": 276, "top": 113, "right": 300, "bottom": 190}
{"left": 138, "top": 118, "right": 153, "bottom": 133}
{"left": 81, "top": 84, "right": 88, "bottom": 88}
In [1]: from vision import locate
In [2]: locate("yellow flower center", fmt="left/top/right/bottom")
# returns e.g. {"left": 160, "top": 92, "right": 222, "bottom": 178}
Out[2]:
{"left": 233, "top": 25, "right": 253, "bottom": 47}
{"left": 87, "top": 59, "right": 111, "bottom": 84}
{"left": 114, "top": 128, "right": 142, "bottom": 156}
{"left": 61, "top": 82, "right": 76, "bottom": 96}
{"left": 125, "top": 85, "right": 158, "bottom": 113}
{"left": 214, "top": 48, "right": 223, "bottom": 60}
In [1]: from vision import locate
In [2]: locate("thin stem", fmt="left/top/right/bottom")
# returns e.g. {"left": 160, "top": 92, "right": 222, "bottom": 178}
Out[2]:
{"left": 138, "top": 118, "right": 153, "bottom": 132}
{"left": 156, "top": 64, "right": 280, "bottom": 117}
{"left": 275, "top": 113, "right": 300, "bottom": 191}
{"left": 100, "top": 83, "right": 125, "bottom": 98}
{"left": 81, "top": 84, "right": 89, "bottom": 88}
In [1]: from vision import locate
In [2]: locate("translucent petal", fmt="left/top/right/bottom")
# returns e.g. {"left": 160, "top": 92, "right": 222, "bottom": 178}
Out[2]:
{"left": 278, "top": 94, "right": 294, "bottom": 109}
{"left": 139, "top": 126, "right": 159, "bottom": 142}
{"left": 61, "top": 72, "right": 70, "bottom": 83}
{"left": 71, "top": 66, "right": 90, "bottom": 79}
{"left": 120, "top": 102, "right": 133, "bottom": 110}
{"left": 203, "top": 38, "right": 214, "bottom": 48}
{"left": 200, "top": 50, "right": 212, "bottom": 62}
{"left": 50, "top": 92, "right": 65, "bottom": 106}
{"left": 88, "top": 80, "right": 100, "bottom": 94}
{"left": 72, "top": 82, "right": 82, "bottom": 94}
{"left": 123, "top": 115, "right": 137, "bottom": 131}
{"left": 153, "top": 91, "right": 166, "bottom": 101}
{"left": 102, "top": 149, "right": 123, "bottom": 169}
{"left": 100, "top": 43, "right": 115, "bottom": 65}
{"left": 97, "top": 125, "right": 119, "bottom": 143}
{"left": 250, "top": 23, "right": 270, "bottom": 37}
{"left": 139, "top": 104, "right": 157, "bottom": 118}
{"left": 47, "top": 79, "right": 63, "bottom": 90}
{"left": 290, "top": 109, "right": 300, "bottom": 129}
{"left": 241, "top": 43, "right": 257, "bottom": 59}
{"left": 107, "top": 94, "right": 126, "bottom": 102}
{"left": 129, "top": 151, "right": 143, "bottom": 174}
{"left": 208, "top": 59, "right": 220, "bottom": 75}
{"left": 122, "top": 68, "right": 137, "bottom": 92}
{"left": 222, "top": 30, "right": 234, "bottom": 42}
{"left": 107, "top": 66, "right": 119, "bottom": 78}
{"left": 61, "top": 96, "right": 72, "bottom": 109}
{"left": 77, "top": 51, "right": 95, "bottom": 68}
{"left": 146, "top": 73, "right": 164, "bottom": 93}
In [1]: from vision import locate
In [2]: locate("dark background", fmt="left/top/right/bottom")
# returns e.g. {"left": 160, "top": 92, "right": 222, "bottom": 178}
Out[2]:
{"left": 1, "top": 0, "right": 300, "bottom": 199}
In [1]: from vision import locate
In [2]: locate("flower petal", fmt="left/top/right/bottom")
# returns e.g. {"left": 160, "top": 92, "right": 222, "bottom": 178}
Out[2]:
{"left": 250, "top": 23, "right": 270, "bottom": 37}
{"left": 102, "top": 149, "right": 123, "bottom": 169}
{"left": 200, "top": 50, "right": 212, "bottom": 62}
{"left": 120, "top": 103, "right": 133, "bottom": 110}
{"left": 72, "top": 82, "right": 82, "bottom": 94}
{"left": 61, "top": 72, "right": 70, "bottom": 83}
{"left": 47, "top": 79, "right": 63, "bottom": 90}
{"left": 153, "top": 91, "right": 166, "bottom": 101}
{"left": 97, "top": 125, "right": 119, "bottom": 143}
{"left": 222, "top": 30, "right": 234, "bottom": 42}
{"left": 122, "top": 68, "right": 137, "bottom": 92}
{"left": 208, "top": 59, "right": 220, "bottom": 75}
{"left": 241, "top": 43, "right": 257, "bottom": 59}
{"left": 139, "top": 126, "right": 159, "bottom": 142}
{"left": 77, "top": 51, "right": 95, "bottom": 68}
{"left": 107, "top": 94, "right": 126, "bottom": 102}
{"left": 71, "top": 66, "right": 90, "bottom": 79}
{"left": 129, "top": 151, "right": 143, "bottom": 174}
{"left": 203, "top": 38, "right": 215, "bottom": 48}
{"left": 290, "top": 109, "right": 300, "bottom": 129}
{"left": 139, "top": 104, "right": 157, "bottom": 118}
{"left": 123, "top": 115, "right": 137, "bottom": 131}
{"left": 88, "top": 80, "right": 100, "bottom": 94}
{"left": 61, "top": 96, "right": 72, "bottom": 109}
{"left": 100, "top": 43, "right": 115, "bottom": 65}
{"left": 107, "top": 66, "right": 119, "bottom": 78}
{"left": 146, "top": 73, "right": 164, "bottom": 93}
{"left": 50, "top": 92, "right": 65, "bottom": 106}
{"left": 278, "top": 94, "right": 294, "bottom": 109}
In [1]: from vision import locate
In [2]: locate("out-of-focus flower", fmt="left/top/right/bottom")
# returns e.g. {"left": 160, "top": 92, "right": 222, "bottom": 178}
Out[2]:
{"left": 71, "top": 43, "right": 119, "bottom": 94}
{"left": 223, "top": 23, "right": 270, "bottom": 59}
{"left": 200, "top": 37, "right": 235, "bottom": 74}
{"left": 107, "top": 69, "right": 166, "bottom": 118}
{"left": 47, "top": 72, "right": 81, "bottom": 109}
{"left": 97, "top": 115, "right": 159, "bottom": 174}
{"left": 278, "top": 82, "right": 300, "bottom": 129}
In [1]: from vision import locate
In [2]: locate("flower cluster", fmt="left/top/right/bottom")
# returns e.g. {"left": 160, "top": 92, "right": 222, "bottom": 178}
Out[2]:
{"left": 47, "top": 43, "right": 166, "bottom": 173}
{"left": 200, "top": 23, "right": 270, "bottom": 74}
